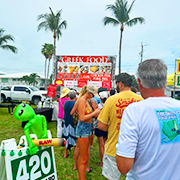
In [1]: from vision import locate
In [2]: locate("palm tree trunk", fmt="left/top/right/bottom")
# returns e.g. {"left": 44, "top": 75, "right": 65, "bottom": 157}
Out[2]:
{"left": 119, "top": 25, "right": 124, "bottom": 74}
{"left": 44, "top": 58, "right": 47, "bottom": 90}
{"left": 53, "top": 31, "right": 56, "bottom": 84}
{"left": 47, "top": 59, "right": 51, "bottom": 87}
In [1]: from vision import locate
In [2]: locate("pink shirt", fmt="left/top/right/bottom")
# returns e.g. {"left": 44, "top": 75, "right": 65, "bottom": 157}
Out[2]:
{"left": 57, "top": 97, "right": 70, "bottom": 119}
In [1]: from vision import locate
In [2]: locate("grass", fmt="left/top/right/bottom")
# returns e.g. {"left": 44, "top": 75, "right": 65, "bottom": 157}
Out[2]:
{"left": 0, "top": 106, "right": 126, "bottom": 180}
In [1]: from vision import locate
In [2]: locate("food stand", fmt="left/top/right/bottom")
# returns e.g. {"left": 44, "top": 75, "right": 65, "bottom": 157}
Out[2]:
{"left": 55, "top": 55, "right": 116, "bottom": 89}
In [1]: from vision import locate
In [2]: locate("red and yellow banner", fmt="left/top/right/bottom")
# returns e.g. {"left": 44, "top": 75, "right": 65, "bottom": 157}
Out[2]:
{"left": 57, "top": 72, "right": 111, "bottom": 81}
{"left": 177, "top": 59, "right": 180, "bottom": 73}
{"left": 55, "top": 80, "right": 64, "bottom": 86}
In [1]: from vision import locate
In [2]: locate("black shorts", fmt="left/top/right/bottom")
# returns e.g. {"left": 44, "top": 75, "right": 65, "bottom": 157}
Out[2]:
{"left": 95, "top": 128, "right": 108, "bottom": 138}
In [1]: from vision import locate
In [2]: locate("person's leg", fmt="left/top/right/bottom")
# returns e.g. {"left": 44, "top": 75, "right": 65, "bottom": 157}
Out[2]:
{"left": 57, "top": 118, "right": 63, "bottom": 138}
{"left": 64, "top": 146, "right": 69, "bottom": 158}
{"left": 77, "top": 137, "right": 89, "bottom": 180}
{"left": 73, "top": 142, "right": 79, "bottom": 170}
{"left": 97, "top": 136, "right": 104, "bottom": 167}
{"left": 89, "top": 130, "right": 94, "bottom": 149}
{"left": 86, "top": 136, "right": 92, "bottom": 172}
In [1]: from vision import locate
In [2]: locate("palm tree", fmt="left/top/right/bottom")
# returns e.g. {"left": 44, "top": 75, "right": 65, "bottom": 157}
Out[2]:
{"left": 46, "top": 44, "right": 54, "bottom": 88}
{"left": 20, "top": 73, "right": 40, "bottom": 86}
{"left": 37, "top": 7, "right": 67, "bottom": 83}
{"left": 103, "top": 0, "right": 145, "bottom": 74}
{"left": 0, "top": 28, "right": 18, "bottom": 53}
{"left": 20, "top": 75, "right": 29, "bottom": 85}
{"left": 29, "top": 73, "right": 40, "bottom": 86}
{"left": 41, "top": 43, "right": 54, "bottom": 89}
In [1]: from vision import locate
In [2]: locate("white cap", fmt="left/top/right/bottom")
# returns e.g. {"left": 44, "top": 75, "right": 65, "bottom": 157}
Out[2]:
{"left": 99, "top": 91, "right": 108, "bottom": 99}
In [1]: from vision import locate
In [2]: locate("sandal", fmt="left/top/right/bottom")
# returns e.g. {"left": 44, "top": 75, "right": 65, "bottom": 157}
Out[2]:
{"left": 86, "top": 168, "right": 93, "bottom": 173}
{"left": 64, "top": 154, "right": 69, "bottom": 158}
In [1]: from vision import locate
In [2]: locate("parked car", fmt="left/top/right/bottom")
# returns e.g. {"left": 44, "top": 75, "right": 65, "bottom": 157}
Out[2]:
{"left": 0, "top": 85, "right": 47, "bottom": 105}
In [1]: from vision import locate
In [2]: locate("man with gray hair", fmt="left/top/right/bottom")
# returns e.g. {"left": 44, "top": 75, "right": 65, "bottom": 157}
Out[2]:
{"left": 116, "top": 59, "right": 180, "bottom": 180}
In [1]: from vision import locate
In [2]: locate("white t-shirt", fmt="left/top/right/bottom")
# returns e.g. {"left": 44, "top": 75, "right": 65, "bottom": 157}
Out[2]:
{"left": 116, "top": 97, "right": 180, "bottom": 180}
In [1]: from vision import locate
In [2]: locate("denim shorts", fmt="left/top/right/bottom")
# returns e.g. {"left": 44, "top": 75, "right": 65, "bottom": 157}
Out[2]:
{"left": 95, "top": 128, "right": 108, "bottom": 138}
{"left": 76, "top": 121, "right": 92, "bottom": 138}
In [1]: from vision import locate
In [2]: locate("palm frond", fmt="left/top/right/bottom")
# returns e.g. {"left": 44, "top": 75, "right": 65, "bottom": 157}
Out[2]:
{"left": 37, "top": 21, "right": 49, "bottom": 31}
{"left": 49, "top": 7, "right": 55, "bottom": 17}
{"left": 59, "top": 20, "right": 67, "bottom": 29}
{"left": 1, "top": 45, "right": 18, "bottom": 53}
{"left": 0, "top": 35, "right": 14, "bottom": 45}
{"left": 125, "top": 17, "right": 145, "bottom": 26}
{"left": 47, "top": 14, "right": 57, "bottom": 31}
{"left": 103, "top": 16, "right": 119, "bottom": 26}
{"left": 118, "top": 0, "right": 129, "bottom": 22}
{"left": 106, "top": 0, "right": 129, "bottom": 23}
{"left": 0, "top": 29, "right": 5, "bottom": 36}
{"left": 56, "top": 20, "right": 67, "bottom": 39}
{"left": 37, "top": 13, "right": 49, "bottom": 21}
{"left": 56, "top": 29, "right": 62, "bottom": 40}
{"left": 127, "top": 0, "right": 136, "bottom": 14}
{"left": 56, "top": 9, "right": 63, "bottom": 19}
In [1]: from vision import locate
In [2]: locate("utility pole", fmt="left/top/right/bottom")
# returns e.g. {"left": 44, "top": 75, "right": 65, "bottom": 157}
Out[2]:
{"left": 140, "top": 42, "right": 144, "bottom": 63}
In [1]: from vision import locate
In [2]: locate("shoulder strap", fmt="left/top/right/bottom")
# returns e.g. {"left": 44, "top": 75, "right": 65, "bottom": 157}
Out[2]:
{"left": 60, "top": 99, "right": 64, "bottom": 111}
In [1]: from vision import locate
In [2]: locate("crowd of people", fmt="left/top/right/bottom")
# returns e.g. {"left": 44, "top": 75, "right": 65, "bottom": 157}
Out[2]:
{"left": 56, "top": 59, "right": 180, "bottom": 180}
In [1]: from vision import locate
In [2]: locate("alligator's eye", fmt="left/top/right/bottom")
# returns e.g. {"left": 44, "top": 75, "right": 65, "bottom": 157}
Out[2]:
{"left": 22, "top": 103, "right": 26, "bottom": 108}
{"left": 18, "top": 109, "right": 23, "bottom": 116}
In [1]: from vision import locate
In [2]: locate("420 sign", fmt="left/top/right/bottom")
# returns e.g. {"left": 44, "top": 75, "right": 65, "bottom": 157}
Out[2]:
{"left": 9, "top": 147, "right": 57, "bottom": 180}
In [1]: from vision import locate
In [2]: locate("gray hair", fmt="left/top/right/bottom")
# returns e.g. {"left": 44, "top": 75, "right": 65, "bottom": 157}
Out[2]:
{"left": 68, "top": 90, "right": 76, "bottom": 99}
{"left": 136, "top": 59, "right": 167, "bottom": 89}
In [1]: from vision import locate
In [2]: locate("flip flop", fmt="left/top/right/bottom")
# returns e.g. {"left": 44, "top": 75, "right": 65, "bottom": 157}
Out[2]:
{"left": 97, "top": 163, "right": 101, "bottom": 167}
{"left": 86, "top": 168, "right": 93, "bottom": 173}
{"left": 64, "top": 154, "right": 69, "bottom": 158}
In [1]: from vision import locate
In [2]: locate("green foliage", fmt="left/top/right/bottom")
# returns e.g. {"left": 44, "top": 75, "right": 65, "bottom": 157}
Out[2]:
{"left": 37, "top": 7, "right": 67, "bottom": 82}
{"left": 103, "top": 0, "right": 145, "bottom": 74}
{"left": 41, "top": 43, "right": 54, "bottom": 59}
{"left": 20, "top": 73, "right": 40, "bottom": 86}
{"left": 131, "top": 75, "right": 139, "bottom": 90}
{"left": 0, "top": 108, "right": 126, "bottom": 180}
{"left": 103, "top": 0, "right": 145, "bottom": 28}
{"left": 37, "top": 7, "right": 67, "bottom": 40}
{"left": 0, "top": 28, "right": 18, "bottom": 53}
{"left": 41, "top": 43, "right": 54, "bottom": 89}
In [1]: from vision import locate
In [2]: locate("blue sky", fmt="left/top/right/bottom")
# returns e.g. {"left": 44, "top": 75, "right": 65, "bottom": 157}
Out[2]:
{"left": 0, "top": 0, "right": 180, "bottom": 76}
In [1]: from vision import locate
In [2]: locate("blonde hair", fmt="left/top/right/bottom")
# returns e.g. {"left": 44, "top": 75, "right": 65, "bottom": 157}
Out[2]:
{"left": 74, "top": 85, "right": 88, "bottom": 108}
{"left": 79, "top": 85, "right": 88, "bottom": 98}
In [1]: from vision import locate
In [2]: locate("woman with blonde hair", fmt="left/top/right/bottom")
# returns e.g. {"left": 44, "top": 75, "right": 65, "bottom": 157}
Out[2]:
{"left": 74, "top": 85, "right": 100, "bottom": 180}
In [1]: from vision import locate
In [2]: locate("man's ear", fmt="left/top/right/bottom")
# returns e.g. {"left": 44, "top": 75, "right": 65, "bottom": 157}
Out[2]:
{"left": 137, "top": 78, "right": 142, "bottom": 90}
{"left": 119, "top": 82, "right": 123, "bottom": 87}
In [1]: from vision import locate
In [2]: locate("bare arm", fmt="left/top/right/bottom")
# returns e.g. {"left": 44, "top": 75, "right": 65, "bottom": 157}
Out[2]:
{"left": 98, "top": 121, "right": 108, "bottom": 131}
{"left": 91, "top": 100, "right": 99, "bottom": 118}
{"left": 70, "top": 102, "right": 77, "bottom": 115}
{"left": 116, "top": 155, "right": 134, "bottom": 174}
{"left": 78, "top": 98, "right": 100, "bottom": 122}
